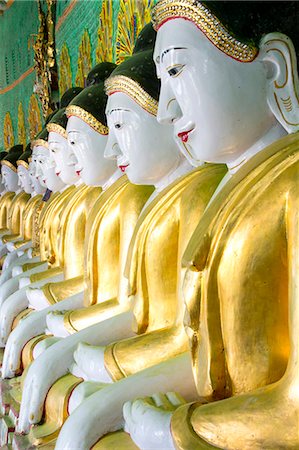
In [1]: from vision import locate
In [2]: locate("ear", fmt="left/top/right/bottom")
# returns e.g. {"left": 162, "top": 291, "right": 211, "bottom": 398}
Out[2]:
{"left": 260, "top": 32, "right": 299, "bottom": 134}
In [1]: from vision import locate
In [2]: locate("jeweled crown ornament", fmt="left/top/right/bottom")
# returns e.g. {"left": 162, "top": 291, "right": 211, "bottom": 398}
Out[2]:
{"left": 66, "top": 62, "right": 116, "bottom": 135}
{"left": 105, "top": 24, "right": 159, "bottom": 116}
{"left": 151, "top": 0, "right": 260, "bottom": 62}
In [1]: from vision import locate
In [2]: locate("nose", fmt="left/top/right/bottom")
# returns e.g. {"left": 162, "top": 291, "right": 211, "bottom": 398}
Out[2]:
{"left": 35, "top": 164, "right": 43, "bottom": 178}
{"left": 67, "top": 152, "right": 78, "bottom": 166}
{"left": 157, "top": 79, "right": 182, "bottom": 125}
{"left": 104, "top": 132, "right": 122, "bottom": 160}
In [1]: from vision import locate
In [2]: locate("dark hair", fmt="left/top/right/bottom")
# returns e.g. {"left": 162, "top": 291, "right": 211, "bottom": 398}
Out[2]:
{"left": 203, "top": 1, "right": 299, "bottom": 59}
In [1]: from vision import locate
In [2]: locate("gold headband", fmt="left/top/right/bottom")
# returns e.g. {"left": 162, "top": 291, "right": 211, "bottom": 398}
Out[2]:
{"left": 1, "top": 160, "right": 17, "bottom": 172}
{"left": 31, "top": 139, "right": 49, "bottom": 150}
{"left": 152, "top": 0, "right": 258, "bottom": 63}
{"left": 66, "top": 105, "right": 108, "bottom": 135}
{"left": 17, "top": 160, "right": 29, "bottom": 169}
{"left": 47, "top": 123, "right": 68, "bottom": 139}
{"left": 105, "top": 75, "right": 158, "bottom": 116}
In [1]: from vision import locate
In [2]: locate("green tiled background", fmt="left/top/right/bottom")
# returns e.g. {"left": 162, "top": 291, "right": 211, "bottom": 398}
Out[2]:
{"left": 0, "top": 0, "right": 156, "bottom": 150}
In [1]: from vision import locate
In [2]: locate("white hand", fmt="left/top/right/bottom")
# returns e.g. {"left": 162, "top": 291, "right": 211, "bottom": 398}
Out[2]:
{"left": 123, "top": 393, "right": 185, "bottom": 450}
{"left": 46, "top": 311, "right": 71, "bottom": 337}
{"left": 72, "top": 342, "right": 113, "bottom": 383}
{"left": 0, "top": 288, "right": 29, "bottom": 347}
{"left": 27, "top": 287, "right": 51, "bottom": 310}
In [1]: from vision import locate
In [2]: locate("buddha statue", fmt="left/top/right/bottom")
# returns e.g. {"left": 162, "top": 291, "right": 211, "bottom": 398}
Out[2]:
{"left": 14, "top": 26, "right": 227, "bottom": 449}
{"left": 113, "top": 2, "right": 299, "bottom": 449}
{"left": 0, "top": 145, "right": 30, "bottom": 240}
{"left": 0, "top": 150, "right": 15, "bottom": 237}
{"left": 2, "top": 145, "right": 46, "bottom": 273}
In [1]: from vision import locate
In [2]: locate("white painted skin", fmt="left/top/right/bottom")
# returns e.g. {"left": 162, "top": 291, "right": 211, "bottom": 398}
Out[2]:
{"left": 34, "top": 145, "right": 65, "bottom": 192}
{"left": 67, "top": 115, "right": 116, "bottom": 186}
{"left": 16, "top": 95, "right": 192, "bottom": 433}
{"left": 55, "top": 353, "right": 197, "bottom": 450}
{"left": 28, "top": 157, "right": 45, "bottom": 195}
{"left": 1, "top": 165, "right": 19, "bottom": 192}
{"left": 122, "top": 23, "right": 298, "bottom": 450}
{"left": 48, "top": 131, "right": 80, "bottom": 186}
{"left": 0, "top": 171, "right": 6, "bottom": 195}
{"left": 17, "top": 166, "right": 33, "bottom": 194}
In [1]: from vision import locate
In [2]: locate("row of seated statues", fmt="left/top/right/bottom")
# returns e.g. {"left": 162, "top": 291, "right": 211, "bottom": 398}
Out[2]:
{"left": 0, "top": 1, "right": 298, "bottom": 448}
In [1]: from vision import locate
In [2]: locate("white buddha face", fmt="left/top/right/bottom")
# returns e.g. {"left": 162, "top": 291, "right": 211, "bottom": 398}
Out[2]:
{"left": 28, "top": 160, "right": 44, "bottom": 194}
{"left": 154, "top": 19, "right": 278, "bottom": 166}
{"left": 48, "top": 131, "right": 79, "bottom": 185}
{"left": 17, "top": 166, "right": 33, "bottom": 194}
{"left": 34, "top": 145, "right": 65, "bottom": 192}
{"left": 1, "top": 165, "right": 19, "bottom": 191}
{"left": 105, "top": 92, "right": 182, "bottom": 185}
{"left": 67, "top": 115, "right": 116, "bottom": 186}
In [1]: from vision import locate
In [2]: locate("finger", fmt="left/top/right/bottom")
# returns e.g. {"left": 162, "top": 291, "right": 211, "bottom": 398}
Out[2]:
{"left": 152, "top": 392, "right": 173, "bottom": 410}
{"left": 166, "top": 391, "right": 186, "bottom": 407}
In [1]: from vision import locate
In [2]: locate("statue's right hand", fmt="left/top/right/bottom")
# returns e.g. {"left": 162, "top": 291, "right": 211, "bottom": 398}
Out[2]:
{"left": 46, "top": 310, "right": 71, "bottom": 337}
{"left": 2, "top": 309, "right": 48, "bottom": 379}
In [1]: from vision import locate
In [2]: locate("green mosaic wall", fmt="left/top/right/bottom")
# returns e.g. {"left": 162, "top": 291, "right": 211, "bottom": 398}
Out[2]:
{"left": 0, "top": 0, "right": 40, "bottom": 149}
{"left": 0, "top": 0, "right": 156, "bottom": 151}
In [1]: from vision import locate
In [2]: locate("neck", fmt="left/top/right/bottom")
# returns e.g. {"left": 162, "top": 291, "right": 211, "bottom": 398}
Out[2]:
{"left": 75, "top": 179, "right": 83, "bottom": 187}
{"left": 102, "top": 169, "right": 122, "bottom": 191}
{"left": 227, "top": 123, "right": 287, "bottom": 174}
{"left": 154, "top": 157, "right": 192, "bottom": 192}
{"left": 15, "top": 187, "right": 22, "bottom": 194}
{"left": 59, "top": 184, "right": 70, "bottom": 193}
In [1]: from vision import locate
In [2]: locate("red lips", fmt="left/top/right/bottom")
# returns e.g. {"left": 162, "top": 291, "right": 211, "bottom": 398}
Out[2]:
{"left": 178, "top": 130, "right": 193, "bottom": 143}
{"left": 76, "top": 170, "right": 81, "bottom": 176}
{"left": 119, "top": 165, "right": 129, "bottom": 173}
{"left": 56, "top": 172, "right": 61, "bottom": 177}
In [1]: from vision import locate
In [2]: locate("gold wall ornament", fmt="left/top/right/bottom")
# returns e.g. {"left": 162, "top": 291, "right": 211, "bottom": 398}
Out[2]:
{"left": 28, "top": 94, "right": 42, "bottom": 141}
{"left": 116, "top": 0, "right": 155, "bottom": 64}
{"left": 151, "top": 0, "right": 258, "bottom": 63}
{"left": 3, "top": 112, "right": 14, "bottom": 150}
{"left": 75, "top": 30, "right": 92, "bottom": 87}
{"left": 105, "top": 75, "right": 158, "bottom": 116}
{"left": 96, "top": 0, "right": 113, "bottom": 63}
{"left": 66, "top": 105, "right": 108, "bottom": 135}
{"left": 31, "top": 0, "right": 57, "bottom": 118}
{"left": 58, "top": 43, "right": 72, "bottom": 96}
{"left": 17, "top": 102, "right": 27, "bottom": 148}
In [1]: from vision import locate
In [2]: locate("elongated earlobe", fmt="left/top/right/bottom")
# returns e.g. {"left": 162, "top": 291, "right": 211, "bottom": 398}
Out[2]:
{"left": 260, "top": 32, "right": 299, "bottom": 133}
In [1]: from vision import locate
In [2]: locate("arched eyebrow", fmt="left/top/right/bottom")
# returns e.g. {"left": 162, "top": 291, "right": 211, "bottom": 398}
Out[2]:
{"left": 107, "top": 108, "right": 130, "bottom": 115}
{"left": 160, "top": 47, "right": 187, "bottom": 63}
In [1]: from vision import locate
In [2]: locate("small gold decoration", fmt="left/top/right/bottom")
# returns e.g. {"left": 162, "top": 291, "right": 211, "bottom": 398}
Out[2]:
{"left": 116, "top": 0, "right": 155, "bottom": 64}
{"left": 1, "top": 160, "right": 17, "bottom": 172}
{"left": 31, "top": 0, "right": 57, "bottom": 117}
{"left": 75, "top": 30, "right": 92, "bottom": 87}
{"left": 17, "top": 160, "right": 29, "bottom": 169}
{"left": 3, "top": 112, "right": 14, "bottom": 150}
{"left": 58, "top": 43, "right": 72, "bottom": 95}
{"left": 47, "top": 123, "right": 68, "bottom": 139}
{"left": 152, "top": 0, "right": 258, "bottom": 62}
{"left": 28, "top": 94, "right": 42, "bottom": 141}
{"left": 96, "top": 0, "right": 113, "bottom": 63}
{"left": 17, "top": 102, "right": 27, "bottom": 148}
{"left": 31, "top": 139, "right": 49, "bottom": 149}
{"left": 105, "top": 75, "right": 158, "bottom": 116}
{"left": 66, "top": 105, "right": 108, "bottom": 135}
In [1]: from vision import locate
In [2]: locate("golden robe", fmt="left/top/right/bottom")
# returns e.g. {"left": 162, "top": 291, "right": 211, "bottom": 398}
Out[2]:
{"left": 171, "top": 133, "right": 299, "bottom": 448}
{"left": 99, "top": 164, "right": 227, "bottom": 380}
